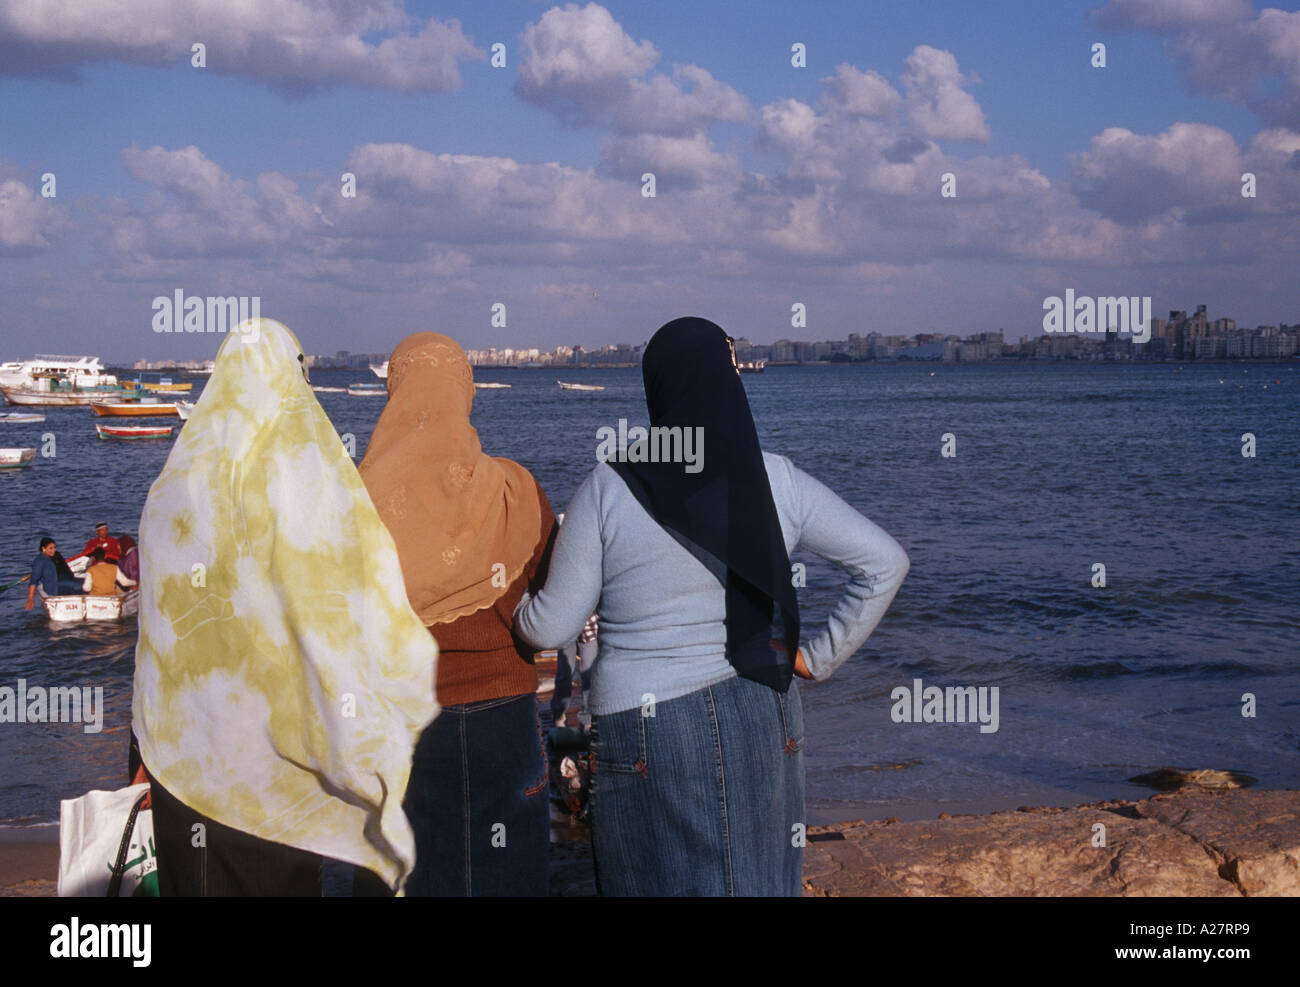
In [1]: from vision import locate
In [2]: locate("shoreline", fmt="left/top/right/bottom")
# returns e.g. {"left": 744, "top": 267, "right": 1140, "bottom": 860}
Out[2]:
{"left": 6, "top": 787, "right": 1295, "bottom": 897}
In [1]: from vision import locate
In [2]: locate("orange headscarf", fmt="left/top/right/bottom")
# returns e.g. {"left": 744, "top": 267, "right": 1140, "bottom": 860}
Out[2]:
{"left": 359, "top": 333, "right": 543, "bottom": 626}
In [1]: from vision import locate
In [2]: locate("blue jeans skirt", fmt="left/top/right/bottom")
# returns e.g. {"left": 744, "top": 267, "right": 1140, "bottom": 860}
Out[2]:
{"left": 402, "top": 692, "right": 550, "bottom": 896}
{"left": 589, "top": 675, "right": 805, "bottom": 896}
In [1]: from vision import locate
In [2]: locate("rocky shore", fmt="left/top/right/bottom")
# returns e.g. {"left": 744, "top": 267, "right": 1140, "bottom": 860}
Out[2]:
{"left": 801, "top": 788, "right": 1299, "bottom": 897}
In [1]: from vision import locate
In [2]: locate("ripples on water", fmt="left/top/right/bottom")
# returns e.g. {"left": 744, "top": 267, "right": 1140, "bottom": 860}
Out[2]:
{"left": 1, "top": 362, "right": 1296, "bottom": 827}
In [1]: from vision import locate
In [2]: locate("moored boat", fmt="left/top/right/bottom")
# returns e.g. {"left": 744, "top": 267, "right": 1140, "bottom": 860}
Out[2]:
{"left": 0, "top": 412, "right": 44, "bottom": 423}
{"left": 474, "top": 382, "right": 512, "bottom": 389}
{"left": 312, "top": 385, "right": 348, "bottom": 393}
{"left": 90, "top": 400, "right": 182, "bottom": 417}
{"left": 370, "top": 361, "right": 389, "bottom": 380}
{"left": 175, "top": 401, "right": 195, "bottom": 421}
{"left": 96, "top": 423, "right": 174, "bottom": 440}
{"left": 0, "top": 447, "right": 36, "bottom": 468}
{"left": 348, "top": 383, "right": 386, "bottom": 397}
{"left": 557, "top": 380, "right": 605, "bottom": 391}
{"left": 2, "top": 383, "right": 130, "bottom": 406}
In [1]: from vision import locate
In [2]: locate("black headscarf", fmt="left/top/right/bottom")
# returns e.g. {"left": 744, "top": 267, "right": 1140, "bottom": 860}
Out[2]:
{"left": 610, "top": 317, "right": 799, "bottom": 693}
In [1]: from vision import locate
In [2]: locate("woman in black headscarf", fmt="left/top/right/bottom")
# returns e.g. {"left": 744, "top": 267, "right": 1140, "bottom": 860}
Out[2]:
{"left": 516, "top": 317, "right": 909, "bottom": 895}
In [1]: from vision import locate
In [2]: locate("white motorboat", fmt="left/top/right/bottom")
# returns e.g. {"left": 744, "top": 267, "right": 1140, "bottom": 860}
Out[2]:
{"left": 311, "top": 386, "right": 348, "bottom": 393}
{"left": 370, "top": 361, "right": 389, "bottom": 380}
{"left": 0, "top": 412, "right": 44, "bottom": 423}
{"left": 0, "top": 355, "right": 118, "bottom": 390}
{"left": 474, "top": 382, "right": 512, "bottom": 389}
{"left": 348, "top": 383, "right": 386, "bottom": 397}
{"left": 557, "top": 381, "right": 605, "bottom": 392}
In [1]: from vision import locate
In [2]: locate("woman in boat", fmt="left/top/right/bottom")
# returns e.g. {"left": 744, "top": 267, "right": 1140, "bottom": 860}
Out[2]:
{"left": 132, "top": 318, "right": 438, "bottom": 895}
{"left": 515, "top": 317, "right": 910, "bottom": 896}
{"left": 359, "top": 332, "right": 557, "bottom": 897}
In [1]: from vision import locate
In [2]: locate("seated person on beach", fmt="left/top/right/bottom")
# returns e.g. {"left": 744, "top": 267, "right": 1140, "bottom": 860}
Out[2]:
{"left": 72, "top": 522, "right": 121, "bottom": 564}
{"left": 24, "top": 537, "right": 85, "bottom": 608}
{"left": 82, "top": 547, "right": 136, "bottom": 596}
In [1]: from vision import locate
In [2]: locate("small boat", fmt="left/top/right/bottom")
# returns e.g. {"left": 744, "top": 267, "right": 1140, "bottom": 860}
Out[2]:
{"left": 348, "top": 383, "right": 386, "bottom": 397}
{"left": 175, "top": 401, "right": 195, "bottom": 421}
{"left": 0, "top": 447, "right": 36, "bottom": 468}
{"left": 370, "top": 361, "right": 389, "bottom": 380}
{"left": 311, "top": 385, "right": 348, "bottom": 393}
{"left": 39, "top": 555, "right": 138, "bottom": 622}
{"left": 474, "top": 382, "right": 512, "bottom": 390}
{"left": 557, "top": 381, "right": 605, "bottom": 392}
{"left": 96, "top": 423, "right": 174, "bottom": 440}
{"left": 0, "top": 412, "right": 44, "bottom": 423}
{"left": 90, "top": 401, "right": 182, "bottom": 417}
{"left": 142, "top": 377, "right": 193, "bottom": 393}
{"left": 738, "top": 360, "right": 766, "bottom": 374}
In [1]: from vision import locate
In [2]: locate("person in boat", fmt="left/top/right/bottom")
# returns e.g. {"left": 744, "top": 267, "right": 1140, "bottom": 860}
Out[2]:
{"left": 82, "top": 546, "right": 136, "bottom": 596}
{"left": 359, "top": 332, "right": 557, "bottom": 897}
{"left": 117, "top": 534, "right": 140, "bottom": 583}
{"left": 132, "top": 318, "right": 438, "bottom": 896}
{"left": 70, "top": 522, "right": 122, "bottom": 564}
{"left": 514, "top": 317, "right": 910, "bottom": 896}
{"left": 23, "top": 536, "right": 84, "bottom": 609}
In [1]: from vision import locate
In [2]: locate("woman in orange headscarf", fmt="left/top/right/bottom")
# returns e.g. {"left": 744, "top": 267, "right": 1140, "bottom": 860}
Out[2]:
{"left": 360, "top": 333, "right": 557, "bottom": 896}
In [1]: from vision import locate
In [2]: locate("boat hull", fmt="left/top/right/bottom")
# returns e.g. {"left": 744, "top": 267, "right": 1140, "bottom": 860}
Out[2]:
{"left": 0, "top": 413, "right": 44, "bottom": 423}
{"left": 91, "top": 402, "right": 181, "bottom": 417}
{"left": 42, "top": 590, "right": 139, "bottom": 622}
{"left": 0, "top": 447, "right": 36, "bottom": 468}
{"left": 96, "top": 424, "right": 174, "bottom": 440}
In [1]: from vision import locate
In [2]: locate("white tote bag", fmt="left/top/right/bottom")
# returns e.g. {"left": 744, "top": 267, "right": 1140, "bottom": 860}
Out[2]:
{"left": 58, "top": 782, "right": 159, "bottom": 897}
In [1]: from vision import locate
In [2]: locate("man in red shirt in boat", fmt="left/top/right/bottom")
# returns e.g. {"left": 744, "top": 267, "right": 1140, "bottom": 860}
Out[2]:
{"left": 70, "top": 522, "right": 122, "bottom": 564}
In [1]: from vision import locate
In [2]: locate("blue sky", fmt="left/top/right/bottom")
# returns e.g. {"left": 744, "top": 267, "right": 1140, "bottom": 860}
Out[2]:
{"left": 1, "top": 0, "right": 1298, "bottom": 359}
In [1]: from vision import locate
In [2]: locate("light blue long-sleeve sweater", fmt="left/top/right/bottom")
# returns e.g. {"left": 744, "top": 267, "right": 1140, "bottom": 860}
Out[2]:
{"left": 514, "top": 452, "right": 909, "bottom": 716}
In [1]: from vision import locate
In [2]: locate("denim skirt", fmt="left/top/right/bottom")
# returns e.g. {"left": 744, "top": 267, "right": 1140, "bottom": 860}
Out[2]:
{"left": 589, "top": 674, "right": 805, "bottom": 896}
{"left": 402, "top": 692, "right": 550, "bottom": 896}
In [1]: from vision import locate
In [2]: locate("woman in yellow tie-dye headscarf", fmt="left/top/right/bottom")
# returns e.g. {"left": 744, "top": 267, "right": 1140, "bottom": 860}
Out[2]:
{"left": 131, "top": 319, "right": 439, "bottom": 896}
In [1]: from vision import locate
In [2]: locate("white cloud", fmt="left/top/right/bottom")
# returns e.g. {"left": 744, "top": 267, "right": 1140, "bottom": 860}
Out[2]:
{"left": 0, "top": 0, "right": 482, "bottom": 92}
{"left": 0, "top": 169, "right": 70, "bottom": 252}
{"left": 515, "top": 3, "right": 748, "bottom": 134}
{"left": 822, "top": 64, "right": 901, "bottom": 118}
{"left": 901, "top": 45, "right": 991, "bottom": 142}
{"left": 1095, "top": 1, "right": 1300, "bottom": 128}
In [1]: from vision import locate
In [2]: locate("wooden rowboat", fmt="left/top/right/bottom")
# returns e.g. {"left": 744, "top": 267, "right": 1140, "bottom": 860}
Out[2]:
{"left": 0, "top": 447, "right": 36, "bottom": 468}
{"left": 90, "top": 401, "right": 182, "bottom": 417}
{"left": 96, "top": 423, "right": 174, "bottom": 440}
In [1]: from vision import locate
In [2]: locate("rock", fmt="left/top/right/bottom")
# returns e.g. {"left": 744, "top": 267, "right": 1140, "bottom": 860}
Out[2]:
{"left": 1134, "top": 789, "right": 1300, "bottom": 896}
{"left": 802, "top": 789, "right": 1299, "bottom": 897}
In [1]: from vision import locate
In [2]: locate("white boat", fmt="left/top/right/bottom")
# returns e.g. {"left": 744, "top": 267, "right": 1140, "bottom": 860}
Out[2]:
{"left": 175, "top": 401, "right": 195, "bottom": 421}
{"left": 474, "top": 382, "right": 512, "bottom": 389}
{"left": 311, "top": 386, "right": 348, "bottom": 393}
{"left": 370, "top": 361, "right": 389, "bottom": 380}
{"left": 40, "top": 557, "right": 137, "bottom": 622}
{"left": 348, "top": 383, "right": 386, "bottom": 397}
{"left": 0, "top": 412, "right": 44, "bottom": 423}
{"left": 2, "top": 383, "right": 128, "bottom": 406}
{"left": 0, "top": 447, "right": 36, "bottom": 468}
{"left": 739, "top": 360, "right": 766, "bottom": 374}
{"left": 557, "top": 381, "right": 605, "bottom": 392}
{"left": 0, "top": 355, "right": 118, "bottom": 390}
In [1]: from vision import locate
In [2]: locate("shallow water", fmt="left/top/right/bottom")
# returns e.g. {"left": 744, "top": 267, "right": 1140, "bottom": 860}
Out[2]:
{"left": 1, "top": 362, "right": 1296, "bottom": 828}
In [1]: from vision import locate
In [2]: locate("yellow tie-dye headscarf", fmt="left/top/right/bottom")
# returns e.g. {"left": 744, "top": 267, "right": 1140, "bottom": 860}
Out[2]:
{"left": 131, "top": 319, "right": 439, "bottom": 890}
